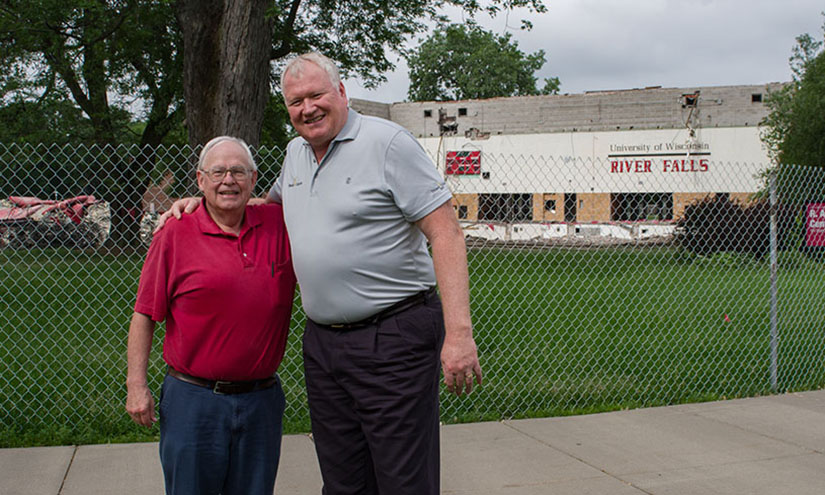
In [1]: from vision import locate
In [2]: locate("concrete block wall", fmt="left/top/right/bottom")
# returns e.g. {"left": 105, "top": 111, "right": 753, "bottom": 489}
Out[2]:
{"left": 349, "top": 98, "right": 391, "bottom": 120}
{"left": 577, "top": 193, "right": 612, "bottom": 223}
{"left": 380, "top": 83, "right": 786, "bottom": 138}
{"left": 729, "top": 192, "right": 755, "bottom": 205}
{"left": 539, "top": 193, "right": 565, "bottom": 222}
{"left": 452, "top": 194, "right": 479, "bottom": 221}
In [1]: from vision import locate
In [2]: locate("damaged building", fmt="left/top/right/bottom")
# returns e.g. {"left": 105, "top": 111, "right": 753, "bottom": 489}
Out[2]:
{"left": 349, "top": 83, "right": 783, "bottom": 241}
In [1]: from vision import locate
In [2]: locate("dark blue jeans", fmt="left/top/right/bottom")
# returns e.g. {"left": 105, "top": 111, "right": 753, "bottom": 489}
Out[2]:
{"left": 158, "top": 373, "right": 285, "bottom": 495}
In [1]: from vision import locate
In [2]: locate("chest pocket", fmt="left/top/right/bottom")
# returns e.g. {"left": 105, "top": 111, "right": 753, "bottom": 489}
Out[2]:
{"left": 266, "top": 259, "right": 296, "bottom": 310}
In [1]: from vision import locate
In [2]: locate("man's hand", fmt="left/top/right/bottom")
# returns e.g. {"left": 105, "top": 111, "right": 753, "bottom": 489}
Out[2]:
{"left": 153, "top": 197, "right": 200, "bottom": 232}
{"left": 125, "top": 382, "right": 157, "bottom": 427}
{"left": 441, "top": 330, "right": 482, "bottom": 396}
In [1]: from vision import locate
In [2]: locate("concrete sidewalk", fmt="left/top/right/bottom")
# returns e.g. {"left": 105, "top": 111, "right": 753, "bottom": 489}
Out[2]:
{"left": 4, "top": 389, "right": 825, "bottom": 494}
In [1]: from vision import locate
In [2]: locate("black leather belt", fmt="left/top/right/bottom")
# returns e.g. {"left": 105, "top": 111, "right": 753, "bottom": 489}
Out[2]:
{"left": 167, "top": 367, "right": 278, "bottom": 395}
{"left": 321, "top": 287, "right": 437, "bottom": 330}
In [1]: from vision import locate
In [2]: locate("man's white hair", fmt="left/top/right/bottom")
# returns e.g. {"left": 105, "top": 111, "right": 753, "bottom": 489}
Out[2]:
{"left": 280, "top": 52, "right": 341, "bottom": 91}
{"left": 198, "top": 136, "right": 257, "bottom": 171}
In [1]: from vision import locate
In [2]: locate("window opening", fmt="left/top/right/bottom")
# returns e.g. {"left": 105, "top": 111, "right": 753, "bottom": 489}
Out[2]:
{"left": 611, "top": 193, "right": 673, "bottom": 221}
{"left": 478, "top": 194, "right": 532, "bottom": 222}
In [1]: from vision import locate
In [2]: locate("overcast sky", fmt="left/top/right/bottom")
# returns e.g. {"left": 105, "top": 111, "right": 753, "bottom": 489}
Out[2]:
{"left": 344, "top": 0, "right": 824, "bottom": 103}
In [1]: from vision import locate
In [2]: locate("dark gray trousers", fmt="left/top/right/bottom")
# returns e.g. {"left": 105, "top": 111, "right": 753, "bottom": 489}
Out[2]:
{"left": 303, "top": 292, "right": 444, "bottom": 495}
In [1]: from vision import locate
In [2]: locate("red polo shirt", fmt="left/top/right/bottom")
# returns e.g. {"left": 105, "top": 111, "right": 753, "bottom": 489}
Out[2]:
{"left": 134, "top": 200, "right": 295, "bottom": 381}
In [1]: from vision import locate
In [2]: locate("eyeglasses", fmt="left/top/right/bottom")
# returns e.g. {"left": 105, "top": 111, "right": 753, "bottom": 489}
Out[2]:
{"left": 199, "top": 167, "right": 252, "bottom": 182}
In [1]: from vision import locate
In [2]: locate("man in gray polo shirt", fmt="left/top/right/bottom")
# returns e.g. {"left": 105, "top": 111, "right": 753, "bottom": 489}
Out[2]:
{"left": 278, "top": 52, "right": 481, "bottom": 495}
{"left": 164, "top": 52, "right": 481, "bottom": 495}
{"left": 274, "top": 81, "right": 452, "bottom": 325}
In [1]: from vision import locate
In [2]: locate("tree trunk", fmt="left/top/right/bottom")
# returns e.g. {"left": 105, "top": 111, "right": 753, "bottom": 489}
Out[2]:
{"left": 176, "top": 0, "right": 274, "bottom": 148}
{"left": 105, "top": 145, "right": 156, "bottom": 254}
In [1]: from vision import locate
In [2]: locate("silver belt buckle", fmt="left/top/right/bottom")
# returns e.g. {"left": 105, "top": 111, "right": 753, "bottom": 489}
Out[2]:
{"left": 213, "top": 380, "right": 232, "bottom": 395}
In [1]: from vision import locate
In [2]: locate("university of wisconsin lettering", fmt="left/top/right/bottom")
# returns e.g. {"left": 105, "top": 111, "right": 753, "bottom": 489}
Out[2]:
{"left": 608, "top": 142, "right": 711, "bottom": 174}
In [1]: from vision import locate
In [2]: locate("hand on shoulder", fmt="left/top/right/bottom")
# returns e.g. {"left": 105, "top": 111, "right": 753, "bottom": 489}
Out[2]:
{"left": 154, "top": 197, "right": 201, "bottom": 233}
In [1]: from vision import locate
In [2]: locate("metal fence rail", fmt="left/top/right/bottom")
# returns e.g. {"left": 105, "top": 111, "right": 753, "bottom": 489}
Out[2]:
{"left": 2, "top": 142, "right": 825, "bottom": 444}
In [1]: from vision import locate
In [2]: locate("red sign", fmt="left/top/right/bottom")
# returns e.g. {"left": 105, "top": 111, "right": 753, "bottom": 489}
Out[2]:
{"left": 806, "top": 203, "right": 825, "bottom": 247}
{"left": 446, "top": 151, "right": 481, "bottom": 175}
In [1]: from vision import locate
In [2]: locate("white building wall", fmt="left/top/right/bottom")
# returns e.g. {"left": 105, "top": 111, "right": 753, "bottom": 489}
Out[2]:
{"left": 421, "top": 126, "right": 769, "bottom": 194}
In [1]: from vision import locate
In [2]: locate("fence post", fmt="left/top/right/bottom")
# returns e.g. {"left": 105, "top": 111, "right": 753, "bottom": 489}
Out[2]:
{"left": 769, "top": 169, "right": 778, "bottom": 393}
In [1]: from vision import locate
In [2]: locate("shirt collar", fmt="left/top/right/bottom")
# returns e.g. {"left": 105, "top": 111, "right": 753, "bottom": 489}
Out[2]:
{"left": 335, "top": 108, "right": 361, "bottom": 143}
{"left": 194, "top": 197, "right": 262, "bottom": 237}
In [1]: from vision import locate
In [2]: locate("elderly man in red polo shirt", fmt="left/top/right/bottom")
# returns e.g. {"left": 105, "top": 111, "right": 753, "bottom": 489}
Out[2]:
{"left": 125, "top": 136, "right": 296, "bottom": 495}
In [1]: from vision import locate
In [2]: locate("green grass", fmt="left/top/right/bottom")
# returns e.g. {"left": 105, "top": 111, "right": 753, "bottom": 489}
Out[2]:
{"left": 3, "top": 245, "right": 825, "bottom": 447}
{"left": 440, "top": 246, "right": 825, "bottom": 423}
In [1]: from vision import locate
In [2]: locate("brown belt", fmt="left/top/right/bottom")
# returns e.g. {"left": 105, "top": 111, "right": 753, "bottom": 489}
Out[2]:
{"left": 319, "top": 287, "right": 437, "bottom": 330}
{"left": 167, "top": 367, "right": 278, "bottom": 395}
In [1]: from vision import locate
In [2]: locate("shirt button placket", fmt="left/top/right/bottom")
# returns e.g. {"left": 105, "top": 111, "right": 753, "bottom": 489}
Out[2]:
{"left": 239, "top": 236, "right": 253, "bottom": 267}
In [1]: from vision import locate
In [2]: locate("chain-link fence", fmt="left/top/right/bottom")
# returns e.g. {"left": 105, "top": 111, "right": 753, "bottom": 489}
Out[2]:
{"left": 2, "top": 142, "right": 825, "bottom": 446}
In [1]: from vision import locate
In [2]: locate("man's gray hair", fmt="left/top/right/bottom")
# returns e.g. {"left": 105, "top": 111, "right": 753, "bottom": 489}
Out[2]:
{"left": 198, "top": 136, "right": 257, "bottom": 171}
{"left": 280, "top": 52, "right": 341, "bottom": 90}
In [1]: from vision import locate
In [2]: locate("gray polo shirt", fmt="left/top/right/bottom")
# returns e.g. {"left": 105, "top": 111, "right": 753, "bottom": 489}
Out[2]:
{"left": 269, "top": 109, "right": 452, "bottom": 324}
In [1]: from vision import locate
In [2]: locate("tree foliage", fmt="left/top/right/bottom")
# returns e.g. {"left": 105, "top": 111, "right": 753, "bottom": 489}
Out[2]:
{"left": 0, "top": 94, "right": 95, "bottom": 144}
{"left": 0, "top": 0, "right": 547, "bottom": 145}
{"left": 762, "top": 16, "right": 825, "bottom": 168}
{"left": 406, "top": 23, "right": 558, "bottom": 101}
{"left": 0, "top": 0, "right": 184, "bottom": 146}
{"left": 175, "top": 0, "right": 547, "bottom": 146}
{"left": 675, "top": 195, "right": 795, "bottom": 259}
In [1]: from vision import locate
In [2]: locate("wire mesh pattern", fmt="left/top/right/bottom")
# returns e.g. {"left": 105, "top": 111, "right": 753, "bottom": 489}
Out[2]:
{"left": 2, "top": 142, "right": 825, "bottom": 444}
